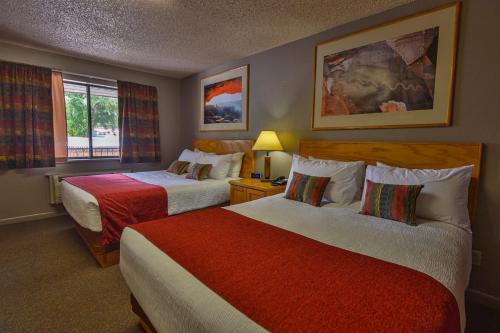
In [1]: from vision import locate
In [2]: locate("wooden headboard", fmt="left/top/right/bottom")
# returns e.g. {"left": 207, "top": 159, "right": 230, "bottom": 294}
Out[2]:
{"left": 299, "top": 140, "right": 483, "bottom": 223}
{"left": 192, "top": 140, "right": 255, "bottom": 178}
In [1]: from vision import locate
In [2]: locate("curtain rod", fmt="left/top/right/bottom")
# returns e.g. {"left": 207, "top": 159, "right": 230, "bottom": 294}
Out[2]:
{"left": 1, "top": 59, "right": 118, "bottom": 83}
{"left": 53, "top": 69, "right": 117, "bottom": 83}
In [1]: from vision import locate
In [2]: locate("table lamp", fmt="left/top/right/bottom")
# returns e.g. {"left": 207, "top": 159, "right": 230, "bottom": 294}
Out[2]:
{"left": 252, "top": 130, "right": 284, "bottom": 181}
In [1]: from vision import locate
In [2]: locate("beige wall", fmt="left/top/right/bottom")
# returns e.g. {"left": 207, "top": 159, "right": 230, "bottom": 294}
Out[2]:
{"left": 181, "top": 0, "right": 500, "bottom": 298}
{"left": 0, "top": 42, "right": 182, "bottom": 222}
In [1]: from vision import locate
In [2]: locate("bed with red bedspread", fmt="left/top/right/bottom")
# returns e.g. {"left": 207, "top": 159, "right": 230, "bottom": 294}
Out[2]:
{"left": 64, "top": 173, "right": 168, "bottom": 247}
{"left": 120, "top": 195, "right": 471, "bottom": 332}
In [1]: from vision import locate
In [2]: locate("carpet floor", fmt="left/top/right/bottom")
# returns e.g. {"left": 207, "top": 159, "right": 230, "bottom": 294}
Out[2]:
{"left": 0, "top": 215, "right": 141, "bottom": 333}
{"left": 0, "top": 215, "right": 499, "bottom": 332}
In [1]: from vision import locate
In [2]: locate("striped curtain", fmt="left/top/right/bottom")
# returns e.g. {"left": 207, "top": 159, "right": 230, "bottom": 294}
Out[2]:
{"left": 0, "top": 61, "right": 55, "bottom": 169}
{"left": 118, "top": 81, "right": 160, "bottom": 163}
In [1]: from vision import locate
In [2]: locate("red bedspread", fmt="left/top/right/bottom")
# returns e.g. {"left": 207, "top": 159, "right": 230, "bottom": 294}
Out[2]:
{"left": 65, "top": 173, "right": 167, "bottom": 246}
{"left": 132, "top": 208, "right": 460, "bottom": 333}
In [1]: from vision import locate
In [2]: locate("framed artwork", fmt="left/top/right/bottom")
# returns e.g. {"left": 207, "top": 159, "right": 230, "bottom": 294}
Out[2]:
{"left": 200, "top": 65, "right": 249, "bottom": 132}
{"left": 312, "top": 3, "right": 460, "bottom": 130}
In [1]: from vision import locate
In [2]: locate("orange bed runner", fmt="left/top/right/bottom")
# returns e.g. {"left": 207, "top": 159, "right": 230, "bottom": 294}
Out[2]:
{"left": 132, "top": 207, "right": 460, "bottom": 332}
{"left": 65, "top": 173, "right": 167, "bottom": 246}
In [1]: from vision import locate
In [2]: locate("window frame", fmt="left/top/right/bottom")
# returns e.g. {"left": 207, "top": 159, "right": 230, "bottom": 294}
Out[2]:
{"left": 63, "top": 80, "right": 120, "bottom": 160}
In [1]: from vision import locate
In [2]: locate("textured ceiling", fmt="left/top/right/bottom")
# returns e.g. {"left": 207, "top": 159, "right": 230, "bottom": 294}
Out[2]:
{"left": 0, "top": 0, "right": 414, "bottom": 78}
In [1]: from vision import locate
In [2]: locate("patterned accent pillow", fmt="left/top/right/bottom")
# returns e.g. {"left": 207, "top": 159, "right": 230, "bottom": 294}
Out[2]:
{"left": 166, "top": 160, "right": 190, "bottom": 174}
{"left": 285, "top": 171, "right": 331, "bottom": 207}
{"left": 360, "top": 180, "right": 424, "bottom": 225}
{"left": 186, "top": 163, "right": 212, "bottom": 181}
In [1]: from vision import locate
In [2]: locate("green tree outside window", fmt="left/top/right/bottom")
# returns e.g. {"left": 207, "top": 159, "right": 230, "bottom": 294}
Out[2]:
{"left": 65, "top": 93, "right": 118, "bottom": 137}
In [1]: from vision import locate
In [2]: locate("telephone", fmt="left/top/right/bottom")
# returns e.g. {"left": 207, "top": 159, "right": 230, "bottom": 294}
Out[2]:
{"left": 271, "top": 176, "right": 287, "bottom": 186}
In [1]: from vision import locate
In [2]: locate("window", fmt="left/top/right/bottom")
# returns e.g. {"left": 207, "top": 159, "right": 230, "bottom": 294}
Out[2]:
{"left": 63, "top": 81, "right": 119, "bottom": 159}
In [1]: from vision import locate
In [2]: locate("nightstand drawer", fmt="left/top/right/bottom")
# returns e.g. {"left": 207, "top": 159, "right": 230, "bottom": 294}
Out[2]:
{"left": 246, "top": 188, "right": 265, "bottom": 201}
{"left": 230, "top": 185, "right": 247, "bottom": 205}
{"left": 229, "top": 179, "right": 286, "bottom": 205}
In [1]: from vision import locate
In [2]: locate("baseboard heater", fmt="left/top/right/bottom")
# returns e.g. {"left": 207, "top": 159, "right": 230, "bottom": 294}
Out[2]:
{"left": 46, "top": 169, "right": 132, "bottom": 204}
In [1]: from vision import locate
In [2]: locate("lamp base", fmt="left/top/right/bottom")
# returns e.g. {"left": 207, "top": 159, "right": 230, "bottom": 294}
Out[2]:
{"left": 264, "top": 155, "right": 271, "bottom": 179}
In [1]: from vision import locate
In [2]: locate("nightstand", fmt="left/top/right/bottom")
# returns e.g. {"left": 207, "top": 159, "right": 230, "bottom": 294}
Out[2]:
{"left": 229, "top": 178, "right": 286, "bottom": 205}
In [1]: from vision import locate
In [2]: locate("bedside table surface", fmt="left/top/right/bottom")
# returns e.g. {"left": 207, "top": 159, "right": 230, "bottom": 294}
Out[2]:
{"left": 229, "top": 178, "right": 286, "bottom": 191}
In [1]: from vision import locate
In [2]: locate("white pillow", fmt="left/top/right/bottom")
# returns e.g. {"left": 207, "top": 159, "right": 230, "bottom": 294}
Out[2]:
{"left": 191, "top": 149, "right": 244, "bottom": 177}
{"left": 178, "top": 149, "right": 204, "bottom": 173}
{"left": 227, "top": 152, "right": 245, "bottom": 178}
{"left": 197, "top": 154, "right": 232, "bottom": 180}
{"left": 362, "top": 164, "right": 473, "bottom": 229}
{"left": 309, "top": 156, "right": 366, "bottom": 201}
{"left": 286, "top": 154, "right": 365, "bottom": 205}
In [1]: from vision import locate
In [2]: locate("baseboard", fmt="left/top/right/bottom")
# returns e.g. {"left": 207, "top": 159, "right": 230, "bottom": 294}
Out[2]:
{"left": 467, "top": 288, "right": 500, "bottom": 311}
{"left": 0, "top": 211, "right": 67, "bottom": 226}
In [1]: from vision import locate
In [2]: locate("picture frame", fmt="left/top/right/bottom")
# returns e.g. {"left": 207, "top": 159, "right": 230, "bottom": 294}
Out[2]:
{"left": 200, "top": 65, "right": 249, "bottom": 132}
{"left": 312, "top": 2, "right": 460, "bottom": 130}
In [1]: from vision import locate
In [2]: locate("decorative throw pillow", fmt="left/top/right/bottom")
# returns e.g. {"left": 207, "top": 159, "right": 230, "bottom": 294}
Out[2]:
{"left": 360, "top": 180, "right": 424, "bottom": 225}
{"left": 186, "top": 163, "right": 212, "bottom": 181}
{"left": 166, "top": 160, "right": 190, "bottom": 175}
{"left": 285, "top": 172, "right": 331, "bottom": 207}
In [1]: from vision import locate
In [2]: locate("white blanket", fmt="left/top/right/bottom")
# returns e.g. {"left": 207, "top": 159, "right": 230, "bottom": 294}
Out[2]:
{"left": 61, "top": 171, "right": 236, "bottom": 232}
{"left": 120, "top": 194, "right": 472, "bottom": 332}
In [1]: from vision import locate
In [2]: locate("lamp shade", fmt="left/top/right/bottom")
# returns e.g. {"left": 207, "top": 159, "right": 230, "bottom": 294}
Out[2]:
{"left": 252, "top": 131, "right": 283, "bottom": 151}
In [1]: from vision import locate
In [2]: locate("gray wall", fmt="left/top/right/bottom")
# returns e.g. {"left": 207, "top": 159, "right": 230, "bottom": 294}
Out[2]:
{"left": 0, "top": 42, "right": 182, "bottom": 222}
{"left": 181, "top": 0, "right": 500, "bottom": 298}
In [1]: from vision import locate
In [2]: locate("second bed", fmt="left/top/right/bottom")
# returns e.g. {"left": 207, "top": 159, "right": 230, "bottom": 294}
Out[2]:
{"left": 61, "top": 139, "right": 255, "bottom": 267}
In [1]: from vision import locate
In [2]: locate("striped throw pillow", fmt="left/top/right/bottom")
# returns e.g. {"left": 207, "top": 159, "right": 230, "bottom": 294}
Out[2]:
{"left": 360, "top": 180, "right": 424, "bottom": 225}
{"left": 285, "top": 172, "right": 331, "bottom": 207}
{"left": 186, "top": 163, "right": 212, "bottom": 181}
{"left": 167, "top": 160, "right": 190, "bottom": 174}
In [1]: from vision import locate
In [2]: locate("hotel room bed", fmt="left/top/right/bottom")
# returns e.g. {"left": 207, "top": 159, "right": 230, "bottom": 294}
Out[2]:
{"left": 120, "top": 194, "right": 472, "bottom": 332}
{"left": 119, "top": 140, "right": 482, "bottom": 332}
{"left": 61, "top": 139, "right": 255, "bottom": 267}
{"left": 61, "top": 170, "right": 238, "bottom": 232}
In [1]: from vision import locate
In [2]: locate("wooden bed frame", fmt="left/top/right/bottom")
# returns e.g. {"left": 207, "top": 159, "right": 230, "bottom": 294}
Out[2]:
{"left": 72, "top": 139, "right": 255, "bottom": 268}
{"left": 131, "top": 294, "right": 157, "bottom": 333}
{"left": 129, "top": 140, "right": 482, "bottom": 332}
{"left": 74, "top": 221, "right": 120, "bottom": 267}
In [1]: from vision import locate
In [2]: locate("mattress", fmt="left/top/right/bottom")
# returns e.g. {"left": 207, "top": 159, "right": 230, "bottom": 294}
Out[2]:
{"left": 120, "top": 194, "right": 472, "bottom": 332}
{"left": 61, "top": 171, "right": 237, "bottom": 232}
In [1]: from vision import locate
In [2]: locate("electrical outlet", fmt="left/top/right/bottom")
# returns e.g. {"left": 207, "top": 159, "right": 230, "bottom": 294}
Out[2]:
{"left": 472, "top": 250, "right": 482, "bottom": 266}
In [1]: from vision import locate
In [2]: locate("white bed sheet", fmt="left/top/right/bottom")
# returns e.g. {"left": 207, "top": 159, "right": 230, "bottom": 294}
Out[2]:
{"left": 120, "top": 194, "right": 472, "bottom": 333}
{"left": 61, "top": 171, "right": 236, "bottom": 232}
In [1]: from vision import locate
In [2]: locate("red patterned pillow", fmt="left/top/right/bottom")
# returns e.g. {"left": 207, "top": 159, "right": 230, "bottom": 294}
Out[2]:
{"left": 167, "top": 160, "right": 190, "bottom": 174}
{"left": 186, "top": 163, "right": 212, "bottom": 181}
{"left": 360, "top": 180, "right": 424, "bottom": 225}
{"left": 285, "top": 171, "right": 331, "bottom": 207}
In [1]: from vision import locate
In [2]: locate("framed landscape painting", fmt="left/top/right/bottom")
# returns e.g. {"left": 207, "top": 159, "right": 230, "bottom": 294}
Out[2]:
{"left": 312, "top": 3, "right": 460, "bottom": 130}
{"left": 200, "top": 65, "right": 249, "bottom": 132}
